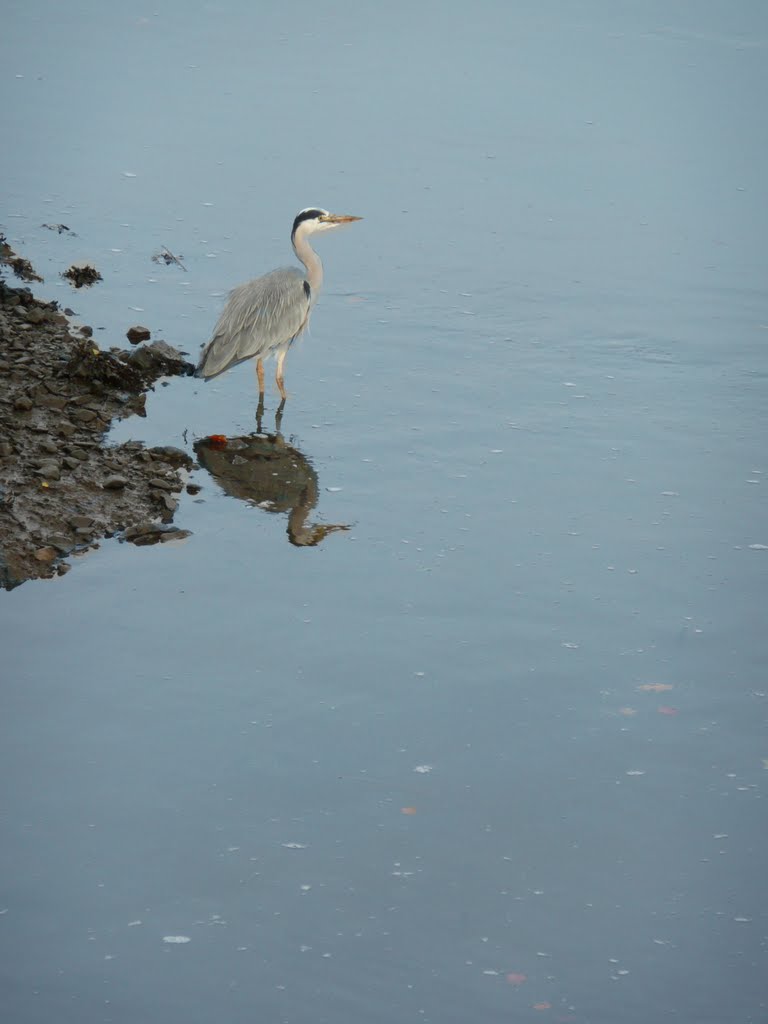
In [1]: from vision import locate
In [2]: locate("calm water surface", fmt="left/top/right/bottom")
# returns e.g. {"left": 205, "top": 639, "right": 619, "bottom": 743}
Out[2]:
{"left": 1, "top": 2, "right": 767, "bottom": 1022}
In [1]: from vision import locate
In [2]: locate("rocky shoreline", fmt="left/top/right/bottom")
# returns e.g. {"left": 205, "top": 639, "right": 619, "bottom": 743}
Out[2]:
{"left": 0, "top": 268, "right": 196, "bottom": 589}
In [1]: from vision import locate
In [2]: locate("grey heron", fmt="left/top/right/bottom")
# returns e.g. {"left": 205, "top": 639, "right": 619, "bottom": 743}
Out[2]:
{"left": 195, "top": 207, "right": 361, "bottom": 401}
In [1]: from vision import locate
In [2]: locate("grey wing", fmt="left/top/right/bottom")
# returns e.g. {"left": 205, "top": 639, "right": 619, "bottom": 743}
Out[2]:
{"left": 196, "top": 267, "right": 310, "bottom": 380}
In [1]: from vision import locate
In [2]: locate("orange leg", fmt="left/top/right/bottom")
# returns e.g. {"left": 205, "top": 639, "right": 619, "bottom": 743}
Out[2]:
{"left": 255, "top": 358, "right": 265, "bottom": 395}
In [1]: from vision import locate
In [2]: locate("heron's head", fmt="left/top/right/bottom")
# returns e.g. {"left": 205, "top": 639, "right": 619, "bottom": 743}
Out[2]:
{"left": 291, "top": 207, "right": 362, "bottom": 243}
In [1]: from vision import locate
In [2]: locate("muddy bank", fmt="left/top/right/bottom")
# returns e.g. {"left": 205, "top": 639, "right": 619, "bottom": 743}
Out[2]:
{"left": 0, "top": 272, "right": 195, "bottom": 589}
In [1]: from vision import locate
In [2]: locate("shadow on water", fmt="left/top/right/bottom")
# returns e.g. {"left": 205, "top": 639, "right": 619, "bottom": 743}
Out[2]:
{"left": 194, "top": 402, "right": 351, "bottom": 547}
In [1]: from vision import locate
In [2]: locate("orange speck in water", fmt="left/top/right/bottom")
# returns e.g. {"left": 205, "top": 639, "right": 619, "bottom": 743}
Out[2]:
{"left": 208, "top": 434, "right": 228, "bottom": 446}
{"left": 533, "top": 1003, "right": 552, "bottom": 1011}
{"left": 400, "top": 807, "right": 417, "bottom": 815}
{"left": 657, "top": 705, "right": 679, "bottom": 715}
{"left": 506, "top": 972, "right": 527, "bottom": 986}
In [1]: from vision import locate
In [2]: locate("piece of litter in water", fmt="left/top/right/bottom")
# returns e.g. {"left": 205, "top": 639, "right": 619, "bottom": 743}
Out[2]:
{"left": 163, "top": 935, "right": 191, "bottom": 944}
{"left": 413, "top": 765, "right": 433, "bottom": 774}
{"left": 281, "top": 842, "right": 307, "bottom": 849}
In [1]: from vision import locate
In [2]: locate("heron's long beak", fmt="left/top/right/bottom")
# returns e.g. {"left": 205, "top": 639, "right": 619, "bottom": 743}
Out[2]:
{"left": 321, "top": 213, "right": 362, "bottom": 225}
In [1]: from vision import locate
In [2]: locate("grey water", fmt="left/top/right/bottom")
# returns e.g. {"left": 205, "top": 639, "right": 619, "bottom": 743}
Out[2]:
{"left": 1, "top": 1, "right": 767, "bottom": 1021}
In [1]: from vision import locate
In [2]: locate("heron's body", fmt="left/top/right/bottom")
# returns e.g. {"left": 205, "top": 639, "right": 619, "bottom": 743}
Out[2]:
{"left": 195, "top": 208, "right": 361, "bottom": 401}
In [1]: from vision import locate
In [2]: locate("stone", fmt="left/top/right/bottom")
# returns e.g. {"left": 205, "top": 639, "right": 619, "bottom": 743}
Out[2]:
{"left": 103, "top": 475, "right": 128, "bottom": 490}
{"left": 48, "top": 534, "right": 73, "bottom": 552}
{"left": 13, "top": 395, "right": 33, "bottom": 411}
{"left": 159, "top": 529, "right": 192, "bottom": 543}
{"left": 35, "top": 461, "right": 61, "bottom": 480}
{"left": 123, "top": 522, "right": 159, "bottom": 540}
{"left": 126, "top": 325, "right": 151, "bottom": 344}
{"left": 68, "top": 515, "right": 94, "bottom": 529}
{"left": 38, "top": 395, "right": 68, "bottom": 411}
{"left": 71, "top": 408, "right": 97, "bottom": 423}
{"left": 34, "top": 546, "right": 57, "bottom": 562}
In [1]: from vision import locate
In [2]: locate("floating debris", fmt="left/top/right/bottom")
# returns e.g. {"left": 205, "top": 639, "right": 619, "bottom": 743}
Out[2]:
{"left": 41, "top": 223, "right": 77, "bottom": 236}
{"left": 151, "top": 246, "right": 187, "bottom": 272}
{"left": 62, "top": 262, "right": 102, "bottom": 288}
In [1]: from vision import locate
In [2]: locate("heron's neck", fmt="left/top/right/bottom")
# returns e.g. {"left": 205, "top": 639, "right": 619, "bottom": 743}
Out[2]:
{"left": 293, "top": 230, "right": 323, "bottom": 299}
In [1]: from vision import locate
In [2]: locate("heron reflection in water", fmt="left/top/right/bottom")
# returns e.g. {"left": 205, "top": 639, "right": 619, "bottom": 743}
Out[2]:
{"left": 194, "top": 410, "right": 350, "bottom": 547}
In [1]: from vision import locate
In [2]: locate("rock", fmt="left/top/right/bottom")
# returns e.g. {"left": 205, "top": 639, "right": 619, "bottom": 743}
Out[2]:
{"left": 186, "top": 483, "right": 201, "bottom": 495}
{"left": 25, "top": 306, "right": 46, "bottom": 324}
{"left": 63, "top": 457, "right": 81, "bottom": 470}
{"left": 13, "top": 396, "right": 33, "bottom": 412}
{"left": 150, "top": 446, "right": 193, "bottom": 468}
{"left": 127, "top": 341, "right": 192, "bottom": 377}
{"left": 131, "top": 532, "right": 162, "bottom": 546}
{"left": 38, "top": 395, "right": 68, "bottom": 410}
{"left": 148, "top": 477, "right": 176, "bottom": 491}
{"left": 70, "top": 408, "right": 97, "bottom": 423}
{"left": 127, "top": 325, "right": 151, "bottom": 344}
{"left": 39, "top": 438, "right": 58, "bottom": 454}
{"left": 103, "top": 475, "right": 128, "bottom": 490}
{"left": 35, "top": 461, "right": 61, "bottom": 480}
{"left": 68, "top": 515, "right": 94, "bottom": 529}
{"left": 123, "top": 522, "right": 159, "bottom": 540}
{"left": 34, "top": 547, "right": 58, "bottom": 562}
{"left": 159, "top": 529, "right": 192, "bottom": 543}
{"left": 48, "top": 534, "right": 73, "bottom": 552}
